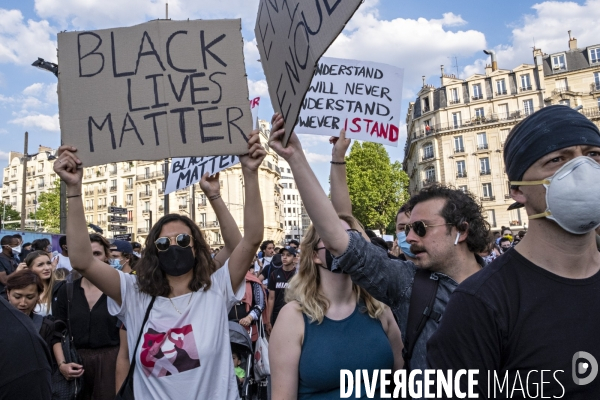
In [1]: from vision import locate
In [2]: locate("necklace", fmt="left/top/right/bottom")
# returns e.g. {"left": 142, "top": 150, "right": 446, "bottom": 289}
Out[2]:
{"left": 169, "top": 292, "right": 195, "bottom": 314}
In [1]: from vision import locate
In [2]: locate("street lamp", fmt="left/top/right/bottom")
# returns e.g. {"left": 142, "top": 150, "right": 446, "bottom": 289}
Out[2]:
{"left": 32, "top": 58, "right": 58, "bottom": 77}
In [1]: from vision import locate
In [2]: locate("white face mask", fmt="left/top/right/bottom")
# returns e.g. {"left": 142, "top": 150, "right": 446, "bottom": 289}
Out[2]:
{"left": 11, "top": 245, "right": 21, "bottom": 255}
{"left": 512, "top": 156, "right": 600, "bottom": 235}
{"left": 133, "top": 251, "right": 142, "bottom": 258}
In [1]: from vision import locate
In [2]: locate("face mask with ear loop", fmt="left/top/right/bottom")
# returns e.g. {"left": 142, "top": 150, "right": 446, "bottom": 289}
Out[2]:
{"left": 511, "top": 156, "right": 600, "bottom": 235}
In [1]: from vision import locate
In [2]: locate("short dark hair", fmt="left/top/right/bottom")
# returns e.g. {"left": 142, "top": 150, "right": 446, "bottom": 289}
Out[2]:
{"left": 499, "top": 237, "right": 511, "bottom": 245}
{"left": 6, "top": 269, "right": 44, "bottom": 294}
{"left": 260, "top": 240, "right": 274, "bottom": 251}
{"left": 364, "top": 229, "right": 378, "bottom": 239}
{"left": 12, "top": 234, "right": 22, "bottom": 240}
{"left": 407, "top": 184, "right": 490, "bottom": 254}
{"left": 59, "top": 235, "right": 67, "bottom": 248}
{"left": 137, "top": 214, "right": 215, "bottom": 297}
{"left": 288, "top": 240, "right": 300, "bottom": 247}
{"left": 32, "top": 238, "right": 50, "bottom": 251}
{"left": 517, "top": 231, "right": 526, "bottom": 238}
{"left": 396, "top": 203, "right": 411, "bottom": 221}
{"left": 1, "top": 235, "right": 16, "bottom": 246}
{"left": 89, "top": 234, "right": 111, "bottom": 260}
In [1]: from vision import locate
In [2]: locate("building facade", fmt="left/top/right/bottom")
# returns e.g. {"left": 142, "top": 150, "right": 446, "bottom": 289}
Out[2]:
{"left": 2, "top": 121, "right": 286, "bottom": 245}
{"left": 278, "top": 158, "right": 307, "bottom": 243}
{"left": 403, "top": 35, "right": 600, "bottom": 232}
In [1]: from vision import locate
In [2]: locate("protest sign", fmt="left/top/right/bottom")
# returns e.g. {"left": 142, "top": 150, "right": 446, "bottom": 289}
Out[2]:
{"left": 163, "top": 97, "right": 260, "bottom": 195}
{"left": 57, "top": 19, "right": 252, "bottom": 166}
{"left": 297, "top": 57, "right": 403, "bottom": 146}
{"left": 255, "top": 0, "right": 363, "bottom": 146}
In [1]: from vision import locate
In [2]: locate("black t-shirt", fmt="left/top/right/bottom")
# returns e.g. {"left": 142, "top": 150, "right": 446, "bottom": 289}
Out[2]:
{"left": 0, "top": 296, "right": 52, "bottom": 399}
{"left": 268, "top": 266, "right": 296, "bottom": 325}
{"left": 52, "top": 278, "right": 120, "bottom": 349}
{"left": 427, "top": 248, "right": 600, "bottom": 399}
{"left": 0, "top": 253, "right": 17, "bottom": 296}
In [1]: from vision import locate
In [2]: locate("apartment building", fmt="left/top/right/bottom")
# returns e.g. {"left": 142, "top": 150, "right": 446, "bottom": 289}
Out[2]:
{"left": 278, "top": 158, "right": 307, "bottom": 242}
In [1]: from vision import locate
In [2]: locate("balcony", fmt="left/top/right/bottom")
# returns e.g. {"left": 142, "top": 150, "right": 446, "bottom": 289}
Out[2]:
{"left": 142, "top": 210, "right": 151, "bottom": 215}
{"left": 454, "top": 147, "right": 465, "bottom": 154}
{"left": 179, "top": 204, "right": 188, "bottom": 210}
{"left": 456, "top": 172, "right": 467, "bottom": 178}
{"left": 11, "top": 188, "right": 17, "bottom": 193}
{"left": 591, "top": 83, "right": 600, "bottom": 93}
{"left": 551, "top": 86, "right": 570, "bottom": 96}
{"left": 422, "top": 178, "right": 437, "bottom": 187}
{"left": 509, "top": 221, "right": 522, "bottom": 227}
{"left": 158, "top": 188, "right": 165, "bottom": 195}
{"left": 97, "top": 204, "right": 107, "bottom": 209}
{"left": 449, "top": 99, "right": 461, "bottom": 105}
{"left": 110, "top": 186, "right": 117, "bottom": 192}
{"left": 125, "top": 184, "right": 133, "bottom": 191}
{"left": 477, "top": 144, "right": 489, "bottom": 150}
{"left": 212, "top": 221, "right": 220, "bottom": 227}
{"left": 85, "top": 189, "right": 94, "bottom": 196}
{"left": 85, "top": 206, "right": 94, "bottom": 211}
{"left": 504, "top": 194, "right": 512, "bottom": 199}
{"left": 109, "top": 169, "right": 118, "bottom": 176}
{"left": 137, "top": 228, "right": 149, "bottom": 234}
{"left": 495, "top": 90, "right": 508, "bottom": 96}
{"left": 197, "top": 200, "right": 207, "bottom": 208}
{"left": 480, "top": 170, "right": 491, "bottom": 176}
{"left": 422, "top": 154, "right": 435, "bottom": 161}
{"left": 125, "top": 201, "right": 133, "bottom": 206}
{"left": 481, "top": 196, "right": 495, "bottom": 201}
{"left": 137, "top": 171, "right": 165, "bottom": 181}
{"left": 471, "top": 95, "right": 483, "bottom": 101}
{"left": 27, "top": 172, "right": 33, "bottom": 177}
{"left": 98, "top": 188, "right": 107, "bottom": 194}
{"left": 520, "top": 86, "right": 532, "bottom": 92}
{"left": 139, "top": 191, "right": 152, "bottom": 198}
{"left": 158, "top": 205, "right": 164, "bottom": 212}
{"left": 38, "top": 183, "right": 45, "bottom": 188}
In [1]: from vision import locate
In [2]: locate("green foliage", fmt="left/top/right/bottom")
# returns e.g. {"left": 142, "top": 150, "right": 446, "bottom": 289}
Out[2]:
{"left": 346, "top": 142, "right": 409, "bottom": 234}
{"left": 0, "top": 201, "right": 21, "bottom": 226}
{"left": 32, "top": 179, "right": 61, "bottom": 233}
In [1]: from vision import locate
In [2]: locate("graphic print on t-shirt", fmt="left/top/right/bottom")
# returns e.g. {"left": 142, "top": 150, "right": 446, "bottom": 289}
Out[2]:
{"left": 140, "top": 324, "right": 200, "bottom": 377}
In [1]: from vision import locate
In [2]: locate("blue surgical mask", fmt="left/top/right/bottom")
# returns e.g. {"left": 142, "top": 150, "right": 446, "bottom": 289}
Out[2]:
{"left": 397, "top": 232, "right": 416, "bottom": 258}
{"left": 109, "top": 258, "right": 123, "bottom": 270}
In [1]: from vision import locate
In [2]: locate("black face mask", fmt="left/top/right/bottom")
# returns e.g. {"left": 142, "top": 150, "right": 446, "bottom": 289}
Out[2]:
{"left": 319, "top": 249, "right": 345, "bottom": 274}
{"left": 158, "top": 246, "right": 195, "bottom": 277}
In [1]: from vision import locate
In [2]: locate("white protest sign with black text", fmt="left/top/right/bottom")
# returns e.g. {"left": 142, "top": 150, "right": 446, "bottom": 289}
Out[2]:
{"left": 297, "top": 57, "right": 403, "bottom": 146}
{"left": 255, "top": 0, "right": 363, "bottom": 146}
{"left": 164, "top": 97, "right": 260, "bottom": 195}
{"left": 58, "top": 19, "right": 252, "bottom": 166}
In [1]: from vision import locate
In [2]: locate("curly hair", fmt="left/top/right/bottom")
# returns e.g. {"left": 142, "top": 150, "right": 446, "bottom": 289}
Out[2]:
{"left": 407, "top": 185, "right": 490, "bottom": 253}
{"left": 136, "top": 214, "right": 215, "bottom": 297}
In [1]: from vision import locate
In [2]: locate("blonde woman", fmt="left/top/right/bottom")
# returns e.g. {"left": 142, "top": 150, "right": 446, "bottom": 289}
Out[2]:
{"left": 18, "top": 250, "right": 57, "bottom": 316}
{"left": 269, "top": 216, "right": 404, "bottom": 400}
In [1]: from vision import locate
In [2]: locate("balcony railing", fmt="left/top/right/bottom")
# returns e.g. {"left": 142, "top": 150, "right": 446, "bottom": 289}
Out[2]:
{"left": 158, "top": 188, "right": 165, "bottom": 195}
{"left": 422, "top": 178, "right": 437, "bottom": 187}
{"left": 11, "top": 188, "right": 17, "bottom": 193}
{"left": 454, "top": 147, "right": 465, "bottom": 153}
{"left": 591, "top": 83, "right": 600, "bottom": 92}
{"left": 422, "top": 154, "right": 435, "bottom": 161}
{"left": 142, "top": 210, "right": 150, "bottom": 215}
{"left": 197, "top": 200, "right": 207, "bottom": 208}
{"left": 139, "top": 191, "right": 152, "bottom": 198}
{"left": 504, "top": 194, "right": 512, "bottom": 199}
{"left": 495, "top": 90, "right": 507, "bottom": 96}
{"left": 97, "top": 204, "right": 107, "bottom": 209}
{"left": 471, "top": 95, "right": 483, "bottom": 100}
{"left": 109, "top": 169, "right": 118, "bottom": 176}
{"left": 125, "top": 184, "right": 133, "bottom": 190}
{"left": 456, "top": 172, "right": 467, "bottom": 178}
{"left": 85, "top": 189, "right": 94, "bottom": 196}
{"left": 179, "top": 204, "right": 188, "bottom": 210}
{"left": 509, "top": 221, "right": 522, "bottom": 227}
{"left": 110, "top": 186, "right": 117, "bottom": 192}
{"left": 125, "top": 201, "right": 133, "bottom": 206}
{"left": 98, "top": 188, "right": 107, "bottom": 194}
{"left": 137, "top": 171, "right": 165, "bottom": 181}
{"left": 480, "top": 170, "right": 491, "bottom": 175}
{"left": 449, "top": 99, "right": 460, "bottom": 105}
{"left": 520, "top": 86, "right": 532, "bottom": 91}
{"left": 84, "top": 206, "right": 94, "bottom": 211}
{"left": 212, "top": 221, "right": 220, "bottom": 227}
{"left": 482, "top": 196, "right": 496, "bottom": 201}
{"left": 137, "top": 228, "right": 149, "bottom": 234}
{"left": 552, "top": 86, "right": 570, "bottom": 95}
{"left": 38, "top": 183, "right": 45, "bottom": 188}
{"left": 477, "top": 144, "right": 489, "bottom": 150}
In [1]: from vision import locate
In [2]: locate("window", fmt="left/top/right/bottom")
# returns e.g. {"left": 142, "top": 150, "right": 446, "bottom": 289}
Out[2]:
{"left": 289, "top": 183, "right": 293, "bottom": 189}
{"left": 454, "top": 136, "right": 464, "bottom": 152}
{"left": 200, "top": 213, "right": 206, "bottom": 225}
{"left": 480, "top": 158, "right": 491, "bottom": 174}
{"left": 520, "top": 74, "right": 531, "bottom": 90}
{"left": 128, "top": 210, "right": 133, "bottom": 222}
{"left": 422, "top": 97, "right": 430, "bottom": 112}
{"left": 287, "top": 168, "right": 291, "bottom": 173}
{"left": 591, "top": 48, "right": 600, "bottom": 64}
{"left": 594, "top": 72, "right": 600, "bottom": 90}
{"left": 459, "top": 185, "right": 468, "bottom": 193}
{"left": 482, "top": 183, "right": 493, "bottom": 198}
{"left": 449, "top": 88, "right": 459, "bottom": 104}
{"left": 597, "top": 97, "right": 600, "bottom": 109}
{"left": 472, "top": 83, "right": 482, "bottom": 100}
{"left": 523, "top": 99, "right": 534, "bottom": 116}
{"left": 498, "top": 104, "right": 509, "bottom": 119}
{"left": 556, "top": 78, "right": 568, "bottom": 92}
{"left": 126, "top": 194, "right": 133, "bottom": 204}
{"left": 487, "top": 210, "right": 497, "bottom": 228}
{"left": 552, "top": 54, "right": 566, "bottom": 70}
{"left": 144, "top": 167, "right": 150, "bottom": 178}
{"left": 110, "top": 195, "right": 117, "bottom": 205}
{"left": 424, "top": 120, "right": 432, "bottom": 134}
{"left": 425, "top": 166, "right": 436, "bottom": 183}
{"left": 127, "top": 178, "right": 133, "bottom": 186}
{"left": 145, "top": 201, "right": 150, "bottom": 211}
{"left": 477, "top": 133, "right": 488, "bottom": 150}
{"left": 500, "top": 129, "right": 510, "bottom": 146}
{"left": 423, "top": 143, "right": 434, "bottom": 160}
{"left": 145, "top": 184, "right": 150, "bottom": 194}
{"left": 282, "top": 182, "right": 287, "bottom": 188}
{"left": 456, "top": 161, "right": 466, "bottom": 178}
{"left": 496, "top": 79, "right": 507, "bottom": 95}
{"left": 475, "top": 108, "right": 485, "bottom": 119}
{"left": 452, "top": 112, "right": 461, "bottom": 128}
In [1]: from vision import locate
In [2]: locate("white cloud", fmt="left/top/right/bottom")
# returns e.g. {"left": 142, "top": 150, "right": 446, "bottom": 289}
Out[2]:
{"left": 9, "top": 113, "right": 60, "bottom": 131}
{"left": 304, "top": 151, "right": 331, "bottom": 163}
{"left": 34, "top": 0, "right": 260, "bottom": 31}
{"left": 244, "top": 39, "right": 262, "bottom": 71}
{"left": 462, "top": 0, "right": 600, "bottom": 76}
{"left": 0, "top": 9, "right": 56, "bottom": 65}
{"left": 248, "top": 79, "right": 269, "bottom": 99}
{"left": 0, "top": 128, "right": 8, "bottom": 135}
{"left": 297, "top": 134, "right": 333, "bottom": 148}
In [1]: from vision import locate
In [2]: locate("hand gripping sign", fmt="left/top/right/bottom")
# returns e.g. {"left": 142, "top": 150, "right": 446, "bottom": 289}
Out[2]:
{"left": 255, "top": 0, "right": 363, "bottom": 146}
{"left": 163, "top": 97, "right": 260, "bottom": 195}
{"left": 57, "top": 19, "right": 252, "bottom": 166}
{"left": 296, "top": 57, "right": 404, "bottom": 146}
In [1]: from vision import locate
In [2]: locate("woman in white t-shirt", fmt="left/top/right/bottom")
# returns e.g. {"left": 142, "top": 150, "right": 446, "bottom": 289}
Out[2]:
{"left": 53, "top": 130, "right": 266, "bottom": 399}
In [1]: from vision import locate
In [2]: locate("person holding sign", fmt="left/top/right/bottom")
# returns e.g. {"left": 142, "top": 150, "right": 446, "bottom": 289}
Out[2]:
{"left": 53, "top": 130, "right": 266, "bottom": 400}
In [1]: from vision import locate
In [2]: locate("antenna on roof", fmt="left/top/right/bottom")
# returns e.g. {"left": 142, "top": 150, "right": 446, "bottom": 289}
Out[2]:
{"left": 166, "top": 2, "right": 169, "bottom": 19}
{"left": 448, "top": 56, "right": 459, "bottom": 77}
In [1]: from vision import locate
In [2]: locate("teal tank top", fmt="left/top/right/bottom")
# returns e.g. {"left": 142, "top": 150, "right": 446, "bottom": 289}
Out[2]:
{"left": 298, "top": 303, "right": 395, "bottom": 399}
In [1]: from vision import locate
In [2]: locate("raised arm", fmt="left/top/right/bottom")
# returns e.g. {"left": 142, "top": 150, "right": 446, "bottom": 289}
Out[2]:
{"left": 53, "top": 145, "right": 121, "bottom": 304}
{"left": 329, "top": 130, "right": 353, "bottom": 215}
{"left": 268, "top": 114, "right": 349, "bottom": 256}
{"left": 228, "top": 131, "right": 266, "bottom": 291}
{"left": 200, "top": 172, "right": 242, "bottom": 269}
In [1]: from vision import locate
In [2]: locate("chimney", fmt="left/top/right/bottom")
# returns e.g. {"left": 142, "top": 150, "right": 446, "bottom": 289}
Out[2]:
{"left": 422, "top": 75, "right": 426, "bottom": 87}
{"left": 440, "top": 65, "right": 445, "bottom": 86}
{"left": 568, "top": 30, "right": 577, "bottom": 50}
{"left": 483, "top": 50, "right": 497, "bottom": 72}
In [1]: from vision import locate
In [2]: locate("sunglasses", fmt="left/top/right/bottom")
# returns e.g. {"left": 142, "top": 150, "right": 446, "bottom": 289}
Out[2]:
{"left": 154, "top": 234, "right": 193, "bottom": 252}
{"left": 405, "top": 221, "right": 452, "bottom": 237}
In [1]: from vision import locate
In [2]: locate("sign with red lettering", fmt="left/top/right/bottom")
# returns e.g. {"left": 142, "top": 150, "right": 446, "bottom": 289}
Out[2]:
{"left": 297, "top": 57, "right": 403, "bottom": 146}
{"left": 255, "top": 0, "right": 363, "bottom": 146}
{"left": 57, "top": 19, "right": 252, "bottom": 166}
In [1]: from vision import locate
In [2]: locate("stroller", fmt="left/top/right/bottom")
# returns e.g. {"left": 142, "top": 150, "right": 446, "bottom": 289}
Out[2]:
{"left": 230, "top": 321, "right": 270, "bottom": 400}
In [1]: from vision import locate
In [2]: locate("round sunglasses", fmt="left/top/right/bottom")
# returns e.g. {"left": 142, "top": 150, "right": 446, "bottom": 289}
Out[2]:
{"left": 405, "top": 221, "right": 452, "bottom": 237}
{"left": 154, "top": 234, "right": 193, "bottom": 252}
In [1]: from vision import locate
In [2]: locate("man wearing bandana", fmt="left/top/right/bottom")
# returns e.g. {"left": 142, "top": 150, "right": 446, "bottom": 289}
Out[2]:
{"left": 427, "top": 105, "right": 600, "bottom": 399}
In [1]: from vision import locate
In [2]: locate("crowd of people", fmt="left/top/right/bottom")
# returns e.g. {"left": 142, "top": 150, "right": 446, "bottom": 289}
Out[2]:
{"left": 1, "top": 105, "right": 600, "bottom": 399}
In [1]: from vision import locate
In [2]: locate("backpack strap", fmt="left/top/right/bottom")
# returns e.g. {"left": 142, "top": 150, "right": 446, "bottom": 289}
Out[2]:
{"left": 403, "top": 268, "right": 441, "bottom": 366}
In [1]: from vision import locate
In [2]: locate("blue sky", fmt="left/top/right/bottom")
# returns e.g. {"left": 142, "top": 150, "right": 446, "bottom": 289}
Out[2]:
{"left": 1, "top": 0, "right": 599, "bottom": 189}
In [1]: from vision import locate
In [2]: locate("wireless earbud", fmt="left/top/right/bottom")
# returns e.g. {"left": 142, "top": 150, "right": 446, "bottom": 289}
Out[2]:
{"left": 454, "top": 232, "right": 461, "bottom": 246}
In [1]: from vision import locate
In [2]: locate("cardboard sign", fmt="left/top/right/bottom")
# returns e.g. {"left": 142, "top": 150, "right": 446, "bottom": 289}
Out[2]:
{"left": 297, "top": 57, "right": 403, "bottom": 146}
{"left": 57, "top": 19, "right": 252, "bottom": 166}
{"left": 255, "top": 0, "right": 362, "bottom": 146}
{"left": 163, "top": 97, "right": 260, "bottom": 195}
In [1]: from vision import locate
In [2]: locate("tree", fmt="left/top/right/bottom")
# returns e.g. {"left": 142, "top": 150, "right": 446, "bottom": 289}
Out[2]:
{"left": 346, "top": 142, "right": 409, "bottom": 234}
{"left": 0, "top": 201, "right": 21, "bottom": 228}
{"left": 31, "top": 179, "right": 61, "bottom": 233}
